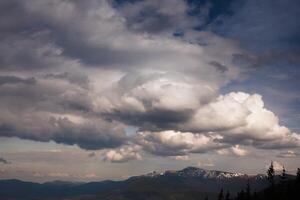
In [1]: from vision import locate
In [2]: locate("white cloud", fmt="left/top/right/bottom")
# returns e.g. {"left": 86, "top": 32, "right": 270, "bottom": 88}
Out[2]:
{"left": 136, "top": 130, "right": 224, "bottom": 156}
{"left": 173, "top": 155, "right": 190, "bottom": 161}
{"left": 215, "top": 145, "right": 250, "bottom": 157}
{"left": 103, "top": 145, "right": 142, "bottom": 163}
{"left": 230, "top": 145, "right": 249, "bottom": 156}
{"left": 182, "top": 92, "right": 300, "bottom": 148}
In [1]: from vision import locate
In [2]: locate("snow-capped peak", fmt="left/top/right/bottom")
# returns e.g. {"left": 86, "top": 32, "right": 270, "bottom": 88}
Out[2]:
{"left": 142, "top": 167, "right": 255, "bottom": 180}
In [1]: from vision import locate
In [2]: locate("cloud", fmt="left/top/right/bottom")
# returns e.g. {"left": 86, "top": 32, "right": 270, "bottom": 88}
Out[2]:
{"left": 0, "top": 76, "right": 36, "bottom": 86}
{"left": 116, "top": 0, "right": 197, "bottom": 34}
{"left": 0, "top": 73, "right": 127, "bottom": 150}
{"left": 216, "top": 145, "right": 249, "bottom": 157}
{"left": 0, "top": 0, "right": 298, "bottom": 158}
{"left": 230, "top": 145, "right": 249, "bottom": 156}
{"left": 277, "top": 150, "right": 299, "bottom": 158}
{"left": 182, "top": 92, "right": 300, "bottom": 148}
{"left": 172, "top": 155, "right": 190, "bottom": 161}
{"left": 135, "top": 130, "right": 224, "bottom": 156}
{"left": 103, "top": 145, "right": 142, "bottom": 163}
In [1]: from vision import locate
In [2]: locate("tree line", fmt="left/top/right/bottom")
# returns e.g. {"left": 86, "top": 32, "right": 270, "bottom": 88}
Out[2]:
{"left": 213, "top": 163, "right": 300, "bottom": 200}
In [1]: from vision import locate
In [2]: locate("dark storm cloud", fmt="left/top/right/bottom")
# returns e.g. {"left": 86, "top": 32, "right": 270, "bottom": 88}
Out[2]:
{"left": 0, "top": 113, "right": 127, "bottom": 150}
{"left": 116, "top": 0, "right": 195, "bottom": 34}
{"left": 106, "top": 108, "right": 194, "bottom": 132}
{"left": 0, "top": 0, "right": 140, "bottom": 69}
{"left": 0, "top": 73, "right": 127, "bottom": 150}
{"left": 44, "top": 72, "right": 90, "bottom": 89}
{"left": 0, "top": 76, "right": 36, "bottom": 86}
{"left": 209, "top": 61, "right": 228, "bottom": 73}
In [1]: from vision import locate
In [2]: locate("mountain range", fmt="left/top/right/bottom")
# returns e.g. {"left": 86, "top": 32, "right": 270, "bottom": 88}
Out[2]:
{"left": 0, "top": 167, "right": 292, "bottom": 200}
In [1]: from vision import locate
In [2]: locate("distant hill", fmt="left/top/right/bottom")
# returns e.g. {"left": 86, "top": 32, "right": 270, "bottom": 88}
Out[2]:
{"left": 0, "top": 167, "right": 295, "bottom": 200}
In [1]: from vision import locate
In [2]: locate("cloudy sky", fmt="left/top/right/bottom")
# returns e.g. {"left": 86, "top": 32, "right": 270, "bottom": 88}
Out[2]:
{"left": 0, "top": 0, "right": 299, "bottom": 182}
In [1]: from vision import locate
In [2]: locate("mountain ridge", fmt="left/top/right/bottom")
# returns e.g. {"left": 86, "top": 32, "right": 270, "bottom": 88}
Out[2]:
{"left": 0, "top": 166, "right": 295, "bottom": 200}
{"left": 131, "top": 166, "right": 266, "bottom": 180}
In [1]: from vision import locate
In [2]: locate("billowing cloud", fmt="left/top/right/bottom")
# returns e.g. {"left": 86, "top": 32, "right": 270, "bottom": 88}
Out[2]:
{"left": 135, "top": 130, "right": 224, "bottom": 156}
{"left": 103, "top": 145, "right": 142, "bottom": 163}
{"left": 230, "top": 145, "right": 249, "bottom": 157}
{"left": 216, "top": 145, "right": 249, "bottom": 157}
{"left": 0, "top": 0, "right": 299, "bottom": 161}
{"left": 181, "top": 92, "right": 300, "bottom": 148}
{"left": 0, "top": 75, "right": 127, "bottom": 149}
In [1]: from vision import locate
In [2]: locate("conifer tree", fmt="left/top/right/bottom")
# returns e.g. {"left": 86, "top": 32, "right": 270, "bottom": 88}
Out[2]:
{"left": 218, "top": 188, "right": 224, "bottom": 200}
{"left": 245, "top": 180, "right": 251, "bottom": 200}
{"left": 236, "top": 189, "right": 245, "bottom": 200}
{"left": 280, "top": 165, "right": 286, "bottom": 181}
{"left": 267, "top": 161, "right": 275, "bottom": 185}
{"left": 225, "top": 190, "right": 230, "bottom": 200}
{"left": 297, "top": 168, "right": 300, "bottom": 182}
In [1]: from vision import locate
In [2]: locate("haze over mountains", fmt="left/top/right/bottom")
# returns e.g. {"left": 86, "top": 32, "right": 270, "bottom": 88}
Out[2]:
{"left": 0, "top": 166, "right": 290, "bottom": 200}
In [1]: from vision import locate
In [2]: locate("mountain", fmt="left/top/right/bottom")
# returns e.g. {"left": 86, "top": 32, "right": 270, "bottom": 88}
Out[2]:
{"left": 0, "top": 167, "right": 294, "bottom": 200}
{"left": 43, "top": 180, "right": 85, "bottom": 186}
{"left": 140, "top": 167, "right": 263, "bottom": 179}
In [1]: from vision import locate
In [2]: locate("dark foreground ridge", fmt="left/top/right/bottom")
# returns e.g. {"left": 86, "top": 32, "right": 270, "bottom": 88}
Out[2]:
{"left": 0, "top": 167, "right": 298, "bottom": 200}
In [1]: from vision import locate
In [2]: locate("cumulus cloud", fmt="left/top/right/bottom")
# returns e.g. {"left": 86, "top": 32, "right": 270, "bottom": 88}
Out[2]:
{"left": 230, "top": 145, "right": 249, "bottom": 157}
{"left": 216, "top": 145, "right": 249, "bottom": 157}
{"left": 135, "top": 130, "right": 224, "bottom": 156}
{"left": 130, "top": 92, "right": 300, "bottom": 157}
{"left": 103, "top": 145, "right": 142, "bottom": 163}
{"left": 0, "top": 0, "right": 298, "bottom": 159}
{"left": 182, "top": 92, "right": 300, "bottom": 148}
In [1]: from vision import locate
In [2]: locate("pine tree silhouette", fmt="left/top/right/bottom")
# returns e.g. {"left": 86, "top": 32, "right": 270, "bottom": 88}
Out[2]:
{"left": 218, "top": 188, "right": 224, "bottom": 200}
{"left": 296, "top": 168, "right": 300, "bottom": 182}
{"left": 280, "top": 165, "right": 286, "bottom": 182}
{"left": 225, "top": 190, "right": 230, "bottom": 200}
{"left": 245, "top": 180, "right": 251, "bottom": 200}
{"left": 236, "top": 189, "right": 245, "bottom": 200}
{"left": 267, "top": 161, "right": 275, "bottom": 186}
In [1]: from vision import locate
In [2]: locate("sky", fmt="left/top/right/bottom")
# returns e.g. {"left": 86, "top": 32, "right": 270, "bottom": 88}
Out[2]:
{"left": 0, "top": 0, "right": 299, "bottom": 182}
